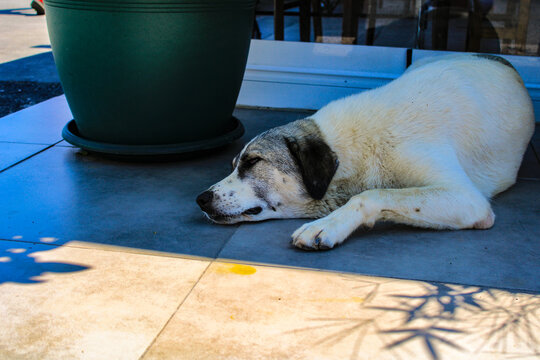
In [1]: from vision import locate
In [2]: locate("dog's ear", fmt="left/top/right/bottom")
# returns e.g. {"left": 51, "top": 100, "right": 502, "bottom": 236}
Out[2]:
{"left": 285, "top": 135, "right": 339, "bottom": 200}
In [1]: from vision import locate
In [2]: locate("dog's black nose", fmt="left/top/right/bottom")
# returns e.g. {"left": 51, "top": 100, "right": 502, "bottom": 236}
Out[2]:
{"left": 196, "top": 190, "right": 214, "bottom": 211}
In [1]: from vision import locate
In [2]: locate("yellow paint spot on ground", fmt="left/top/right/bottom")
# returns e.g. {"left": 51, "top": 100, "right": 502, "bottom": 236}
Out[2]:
{"left": 40, "top": 237, "right": 58, "bottom": 243}
{"left": 0, "top": 257, "right": 11, "bottom": 263}
{"left": 12, "top": 235, "right": 23, "bottom": 240}
{"left": 215, "top": 263, "right": 257, "bottom": 275}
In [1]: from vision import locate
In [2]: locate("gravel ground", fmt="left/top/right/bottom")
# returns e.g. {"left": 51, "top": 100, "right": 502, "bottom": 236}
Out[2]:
{"left": 0, "top": 81, "right": 63, "bottom": 118}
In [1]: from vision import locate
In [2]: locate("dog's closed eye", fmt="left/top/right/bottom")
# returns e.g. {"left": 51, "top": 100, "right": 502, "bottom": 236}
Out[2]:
{"left": 237, "top": 156, "right": 263, "bottom": 178}
{"left": 244, "top": 156, "right": 262, "bottom": 167}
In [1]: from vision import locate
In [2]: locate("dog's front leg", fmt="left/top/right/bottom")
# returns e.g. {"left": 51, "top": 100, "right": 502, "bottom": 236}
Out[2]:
{"left": 291, "top": 202, "right": 368, "bottom": 250}
{"left": 291, "top": 194, "right": 379, "bottom": 250}
{"left": 291, "top": 186, "right": 494, "bottom": 250}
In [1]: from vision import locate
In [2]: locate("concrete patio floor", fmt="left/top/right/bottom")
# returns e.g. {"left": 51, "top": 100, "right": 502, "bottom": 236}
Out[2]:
{"left": 0, "top": 95, "right": 539, "bottom": 360}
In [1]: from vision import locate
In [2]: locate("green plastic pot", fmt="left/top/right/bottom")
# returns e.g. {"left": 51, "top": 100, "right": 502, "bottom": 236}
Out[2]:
{"left": 45, "top": 0, "right": 255, "bottom": 155}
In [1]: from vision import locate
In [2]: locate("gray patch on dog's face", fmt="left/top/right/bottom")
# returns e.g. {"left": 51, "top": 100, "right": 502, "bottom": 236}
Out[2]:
{"left": 199, "top": 119, "right": 335, "bottom": 224}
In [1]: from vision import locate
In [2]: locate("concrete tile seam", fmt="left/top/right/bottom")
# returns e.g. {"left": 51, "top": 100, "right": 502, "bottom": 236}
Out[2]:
{"left": 217, "top": 256, "right": 540, "bottom": 295}
{"left": 0, "top": 140, "right": 62, "bottom": 174}
{"left": 215, "top": 256, "right": 356, "bottom": 275}
{"left": 138, "top": 260, "right": 214, "bottom": 360}
{"left": 0, "top": 141, "right": 53, "bottom": 146}
{"left": 0, "top": 237, "right": 214, "bottom": 263}
{"left": 3, "top": 236, "right": 534, "bottom": 295}
{"left": 213, "top": 223, "right": 251, "bottom": 260}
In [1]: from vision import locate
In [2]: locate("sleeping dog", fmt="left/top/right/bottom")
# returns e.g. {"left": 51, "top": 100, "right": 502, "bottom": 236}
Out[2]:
{"left": 196, "top": 54, "right": 535, "bottom": 250}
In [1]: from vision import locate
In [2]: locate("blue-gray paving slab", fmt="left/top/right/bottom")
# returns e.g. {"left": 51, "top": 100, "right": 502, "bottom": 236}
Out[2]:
{"left": 1, "top": 102, "right": 537, "bottom": 288}
{"left": 0, "top": 95, "right": 70, "bottom": 144}
{"left": 0, "top": 108, "right": 312, "bottom": 258}
{"left": 219, "top": 180, "right": 540, "bottom": 292}
{"left": 0, "top": 142, "right": 50, "bottom": 171}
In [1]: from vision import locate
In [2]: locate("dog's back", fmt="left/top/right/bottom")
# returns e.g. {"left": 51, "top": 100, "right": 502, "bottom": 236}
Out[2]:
{"left": 313, "top": 54, "right": 535, "bottom": 198}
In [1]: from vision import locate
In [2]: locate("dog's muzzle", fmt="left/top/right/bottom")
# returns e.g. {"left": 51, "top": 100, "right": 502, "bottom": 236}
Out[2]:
{"left": 196, "top": 190, "right": 263, "bottom": 222}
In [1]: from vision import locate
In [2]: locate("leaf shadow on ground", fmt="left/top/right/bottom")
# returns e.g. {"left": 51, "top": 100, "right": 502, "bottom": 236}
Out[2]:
{"left": 289, "top": 276, "right": 539, "bottom": 360}
{"left": 0, "top": 241, "right": 89, "bottom": 285}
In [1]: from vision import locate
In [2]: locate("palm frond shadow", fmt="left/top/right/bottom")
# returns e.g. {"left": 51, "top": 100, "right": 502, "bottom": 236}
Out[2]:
{"left": 382, "top": 325, "right": 466, "bottom": 359}
{"left": 287, "top": 278, "right": 539, "bottom": 360}
{"left": 467, "top": 295, "right": 540, "bottom": 355}
{"left": 369, "top": 283, "right": 488, "bottom": 322}
{"left": 285, "top": 279, "right": 391, "bottom": 360}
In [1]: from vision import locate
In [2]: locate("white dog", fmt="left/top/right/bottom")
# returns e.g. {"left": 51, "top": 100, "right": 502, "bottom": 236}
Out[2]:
{"left": 196, "top": 54, "right": 535, "bottom": 250}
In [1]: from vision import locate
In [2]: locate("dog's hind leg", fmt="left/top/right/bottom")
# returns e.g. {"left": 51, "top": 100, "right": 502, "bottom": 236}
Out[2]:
{"left": 291, "top": 184, "right": 494, "bottom": 250}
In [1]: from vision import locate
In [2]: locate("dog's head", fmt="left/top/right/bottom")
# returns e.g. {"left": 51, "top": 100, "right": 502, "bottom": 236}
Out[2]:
{"left": 196, "top": 119, "right": 339, "bottom": 224}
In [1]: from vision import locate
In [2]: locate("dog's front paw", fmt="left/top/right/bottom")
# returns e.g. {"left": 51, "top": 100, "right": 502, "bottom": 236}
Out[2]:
{"left": 291, "top": 216, "right": 347, "bottom": 250}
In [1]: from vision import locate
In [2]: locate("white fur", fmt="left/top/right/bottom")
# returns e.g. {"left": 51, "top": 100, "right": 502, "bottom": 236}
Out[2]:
{"left": 291, "top": 55, "right": 534, "bottom": 249}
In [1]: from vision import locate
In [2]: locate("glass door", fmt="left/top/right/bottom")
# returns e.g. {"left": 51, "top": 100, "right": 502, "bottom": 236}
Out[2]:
{"left": 252, "top": 0, "right": 538, "bottom": 55}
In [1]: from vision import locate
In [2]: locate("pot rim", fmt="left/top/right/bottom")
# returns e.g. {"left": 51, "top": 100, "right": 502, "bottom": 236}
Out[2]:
{"left": 44, "top": 0, "right": 256, "bottom": 12}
